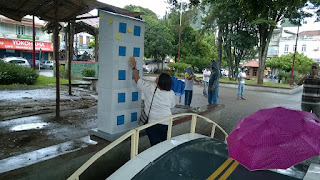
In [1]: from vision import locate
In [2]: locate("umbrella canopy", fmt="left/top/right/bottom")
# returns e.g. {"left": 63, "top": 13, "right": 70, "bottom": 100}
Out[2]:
{"left": 227, "top": 107, "right": 320, "bottom": 171}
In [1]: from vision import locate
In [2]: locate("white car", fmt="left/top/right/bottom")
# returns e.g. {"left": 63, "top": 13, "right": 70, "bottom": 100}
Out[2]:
{"left": 3, "top": 57, "right": 31, "bottom": 68}
{"left": 40, "top": 60, "right": 54, "bottom": 69}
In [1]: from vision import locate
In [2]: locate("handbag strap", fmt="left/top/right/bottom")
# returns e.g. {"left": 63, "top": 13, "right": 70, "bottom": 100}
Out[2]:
{"left": 147, "top": 87, "right": 157, "bottom": 116}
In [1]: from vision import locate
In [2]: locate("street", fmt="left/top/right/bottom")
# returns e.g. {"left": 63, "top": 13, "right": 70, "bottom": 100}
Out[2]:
{"left": 178, "top": 84, "right": 301, "bottom": 133}
{"left": 0, "top": 81, "right": 302, "bottom": 160}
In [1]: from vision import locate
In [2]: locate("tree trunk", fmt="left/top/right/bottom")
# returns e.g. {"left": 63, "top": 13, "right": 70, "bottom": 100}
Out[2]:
{"left": 257, "top": 25, "right": 274, "bottom": 84}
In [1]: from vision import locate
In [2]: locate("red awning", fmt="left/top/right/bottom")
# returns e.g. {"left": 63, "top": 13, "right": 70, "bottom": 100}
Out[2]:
{"left": 0, "top": 38, "right": 53, "bottom": 52}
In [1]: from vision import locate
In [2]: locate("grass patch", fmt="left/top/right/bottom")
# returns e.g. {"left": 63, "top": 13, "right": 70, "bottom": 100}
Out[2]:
{"left": 0, "top": 75, "right": 75, "bottom": 90}
{"left": 219, "top": 77, "right": 291, "bottom": 87}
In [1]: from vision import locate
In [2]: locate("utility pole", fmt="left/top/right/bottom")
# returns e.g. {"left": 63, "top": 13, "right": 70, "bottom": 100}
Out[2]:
{"left": 177, "top": 2, "right": 182, "bottom": 63}
{"left": 290, "top": 22, "right": 300, "bottom": 87}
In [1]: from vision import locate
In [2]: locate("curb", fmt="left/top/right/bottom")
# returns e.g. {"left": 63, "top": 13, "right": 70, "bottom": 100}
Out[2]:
{"left": 219, "top": 82, "right": 302, "bottom": 94}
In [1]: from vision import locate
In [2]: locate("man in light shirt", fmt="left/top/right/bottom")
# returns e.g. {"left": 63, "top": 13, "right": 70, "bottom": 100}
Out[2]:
{"left": 237, "top": 67, "right": 249, "bottom": 100}
{"left": 202, "top": 66, "right": 211, "bottom": 97}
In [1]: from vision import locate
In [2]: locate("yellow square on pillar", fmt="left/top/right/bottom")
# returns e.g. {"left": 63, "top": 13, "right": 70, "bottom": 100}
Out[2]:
{"left": 100, "top": 13, "right": 104, "bottom": 20}
{"left": 108, "top": 17, "right": 113, "bottom": 24}
{"left": 128, "top": 27, "right": 133, "bottom": 33}
{"left": 116, "top": 33, "right": 121, "bottom": 40}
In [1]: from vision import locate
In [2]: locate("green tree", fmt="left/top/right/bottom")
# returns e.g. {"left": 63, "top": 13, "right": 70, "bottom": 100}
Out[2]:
{"left": 266, "top": 52, "right": 314, "bottom": 74}
{"left": 166, "top": 4, "right": 215, "bottom": 70}
{"left": 199, "top": 0, "right": 257, "bottom": 79}
{"left": 125, "top": 5, "right": 173, "bottom": 70}
{"left": 236, "top": 0, "right": 316, "bottom": 84}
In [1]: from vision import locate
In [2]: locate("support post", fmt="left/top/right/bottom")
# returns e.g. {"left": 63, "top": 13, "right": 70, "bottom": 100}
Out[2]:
{"left": 32, "top": 15, "right": 36, "bottom": 69}
{"left": 54, "top": 2, "right": 60, "bottom": 119}
{"left": 94, "top": 30, "right": 99, "bottom": 62}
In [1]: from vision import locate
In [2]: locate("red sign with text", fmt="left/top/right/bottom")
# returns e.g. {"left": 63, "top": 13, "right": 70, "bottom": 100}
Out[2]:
{"left": 0, "top": 38, "right": 53, "bottom": 52}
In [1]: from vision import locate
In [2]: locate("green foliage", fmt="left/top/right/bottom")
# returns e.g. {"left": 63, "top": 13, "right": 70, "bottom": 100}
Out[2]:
{"left": 266, "top": 52, "right": 314, "bottom": 73}
{"left": 168, "top": 62, "right": 191, "bottom": 73}
{"left": 59, "top": 65, "right": 69, "bottom": 79}
{"left": 81, "top": 68, "right": 96, "bottom": 77}
{"left": 200, "top": 0, "right": 257, "bottom": 79}
{"left": 0, "top": 61, "right": 38, "bottom": 85}
{"left": 277, "top": 70, "right": 300, "bottom": 84}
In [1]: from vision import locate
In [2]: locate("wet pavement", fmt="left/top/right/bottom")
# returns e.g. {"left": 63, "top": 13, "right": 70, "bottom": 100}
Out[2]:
{"left": 0, "top": 79, "right": 303, "bottom": 164}
{"left": 39, "top": 69, "right": 53, "bottom": 77}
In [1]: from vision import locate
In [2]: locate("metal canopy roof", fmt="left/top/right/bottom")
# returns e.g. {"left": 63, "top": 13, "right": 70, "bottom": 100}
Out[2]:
{"left": 0, "top": 0, "right": 142, "bottom": 22}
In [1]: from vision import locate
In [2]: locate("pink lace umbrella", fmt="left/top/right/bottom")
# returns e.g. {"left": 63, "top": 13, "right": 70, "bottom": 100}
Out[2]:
{"left": 227, "top": 107, "right": 320, "bottom": 171}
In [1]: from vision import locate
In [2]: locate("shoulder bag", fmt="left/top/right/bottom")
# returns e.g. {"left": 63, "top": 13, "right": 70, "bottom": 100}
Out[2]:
{"left": 139, "top": 87, "right": 157, "bottom": 125}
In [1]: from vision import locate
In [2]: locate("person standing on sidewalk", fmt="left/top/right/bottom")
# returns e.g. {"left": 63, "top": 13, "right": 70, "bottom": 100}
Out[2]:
{"left": 297, "top": 63, "right": 320, "bottom": 119}
{"left": 203, "top": 66, "right": 211, "bottom": 97}
{"left": 208, "top": 60, "right": 220, "bottom": 104}
{"left": 237, "top": 67, "right": 249, "bottom": 100}
{"left": 184, "top": 66, "right": 201, "bottom": 106}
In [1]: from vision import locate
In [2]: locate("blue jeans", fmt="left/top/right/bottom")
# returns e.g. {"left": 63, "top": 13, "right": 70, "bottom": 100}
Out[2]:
{"left": 238, "top": 83, "right": 245, "bottom": 98}
{"left": 146, "top": 124, "right": 168, "bottom": 146}
{"left": 185, "top": 90, "right": 193, "bottom": 106}
{"left": 208, "top": 87, "right": 219, "bottom": 104}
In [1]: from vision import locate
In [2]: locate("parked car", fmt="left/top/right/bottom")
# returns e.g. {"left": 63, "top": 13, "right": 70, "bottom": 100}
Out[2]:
{"left": 28, "top": 60, "right": 40, "bottom": 69}
{"left": 3, "top": 57, "right": 31, "bottom": 68}
{"left": 40, "top": 60, "right": 54, "bottom": 69}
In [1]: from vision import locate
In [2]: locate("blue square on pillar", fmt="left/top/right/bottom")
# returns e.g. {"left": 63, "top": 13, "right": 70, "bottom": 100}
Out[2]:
{"left": 119, "top": 70, "right": 126, "bottom": 80}
{"left": 132, "top": 92, "right": 138, "bottom": 101}
{"left": 118, "top": 93, "right": 125, "bottom": 103}
{"left": 134, "top": 26, "right": 141, "bottom": 36}
{"left": 117, "top": 115, "right": 124, "bottom": 125}
{"left": 119, "top": 23, "right": 127, "bottom": 33}
{"left": 132, "top": 70, "right": 139, "bottom": 79}
{"left": 133, "top": 48, "right": 140, "bottom": 57}
{"left": 131, "top": 112, "right": 137, "bottom": 122}
{"left": 119, "top": 46, "right": 126, "bottom": 56}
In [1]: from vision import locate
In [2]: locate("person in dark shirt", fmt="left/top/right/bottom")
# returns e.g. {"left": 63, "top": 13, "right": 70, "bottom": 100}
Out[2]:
{"left": 297, "top": 63, "right": 320, "bottom": 118}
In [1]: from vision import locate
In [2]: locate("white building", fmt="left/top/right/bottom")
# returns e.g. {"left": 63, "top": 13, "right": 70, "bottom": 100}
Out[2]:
{"left": 0, "top": 15, "right": 53, "bottom": 60}
{"left": 278, "top": 30, "right": 320, "bottom": 62}
{"left": 268, "top": 10, "right": 320, "bottom": 63}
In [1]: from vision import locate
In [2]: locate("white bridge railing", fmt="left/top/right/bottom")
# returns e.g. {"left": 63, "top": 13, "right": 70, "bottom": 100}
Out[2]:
{"left": 68, "top": 113, "right": 228, "bottom": 180}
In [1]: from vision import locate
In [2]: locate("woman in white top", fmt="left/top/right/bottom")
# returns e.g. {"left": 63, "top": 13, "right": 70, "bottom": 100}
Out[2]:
{"left": 129, "top": 57, "right": 176, "bottom": 146}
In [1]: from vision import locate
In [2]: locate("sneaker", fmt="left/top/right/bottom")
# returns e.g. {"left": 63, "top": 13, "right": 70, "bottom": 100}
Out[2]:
{"left": 241, "top": 98, "right": 246, "bottom": 100}
{"left": 236, "top": 98, "right": 242, "bottom": 100}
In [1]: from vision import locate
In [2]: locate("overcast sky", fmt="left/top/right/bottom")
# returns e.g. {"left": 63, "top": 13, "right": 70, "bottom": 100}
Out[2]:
{"left": 97, "top": 0, "right": 186, "bottom": 18}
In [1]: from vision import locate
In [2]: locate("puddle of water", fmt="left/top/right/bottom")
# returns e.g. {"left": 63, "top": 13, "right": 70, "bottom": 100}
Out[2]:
{"left": 10, "top": 122, "right": 49, "bottom": 132}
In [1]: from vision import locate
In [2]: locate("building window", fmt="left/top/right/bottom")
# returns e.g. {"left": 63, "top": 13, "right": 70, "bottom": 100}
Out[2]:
{"left": 134, "top": 26, "right": 141, "bottom": 36}
{"left": 119, "top": 23, "right": 127, "bottom": 33}
{"left": 16, "top": 25, "right": 25, "bottom": 35}
{"left": 284, "top": 45, "right": 289, "bottom": 54}
{"left": 133, "top": 48, "right": 140, "bottom": 57}
{"left": 86, "top": 36, "right": 90, "bottom": 44}
{"left": 119, "top": 46, "right": 126, "bottom": 56}
{"left": 303, "top": 20, "right": 307, "bottom": 24}
{"left": 79, "top": 35, "right": 83, "bottom": 44}
{"left": 253, "top": 68, "right": 257, "bottom": 76}
{"left": 118, "top": 93, "right": 125, "bottom": 103}
{"left": 131, "top": 112, "right": 137, "bottom": 122}
{"left": 302, "top": 45, "right": 306, "bottom": 52}
{"left": 117, "top": 115, "right": 125, "bottom": 125}
{"left": 132, "top": 92, "right": 138, "bottom": 101}
{"left": 118, "top": 70, "right": 126, "bottom": 80}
